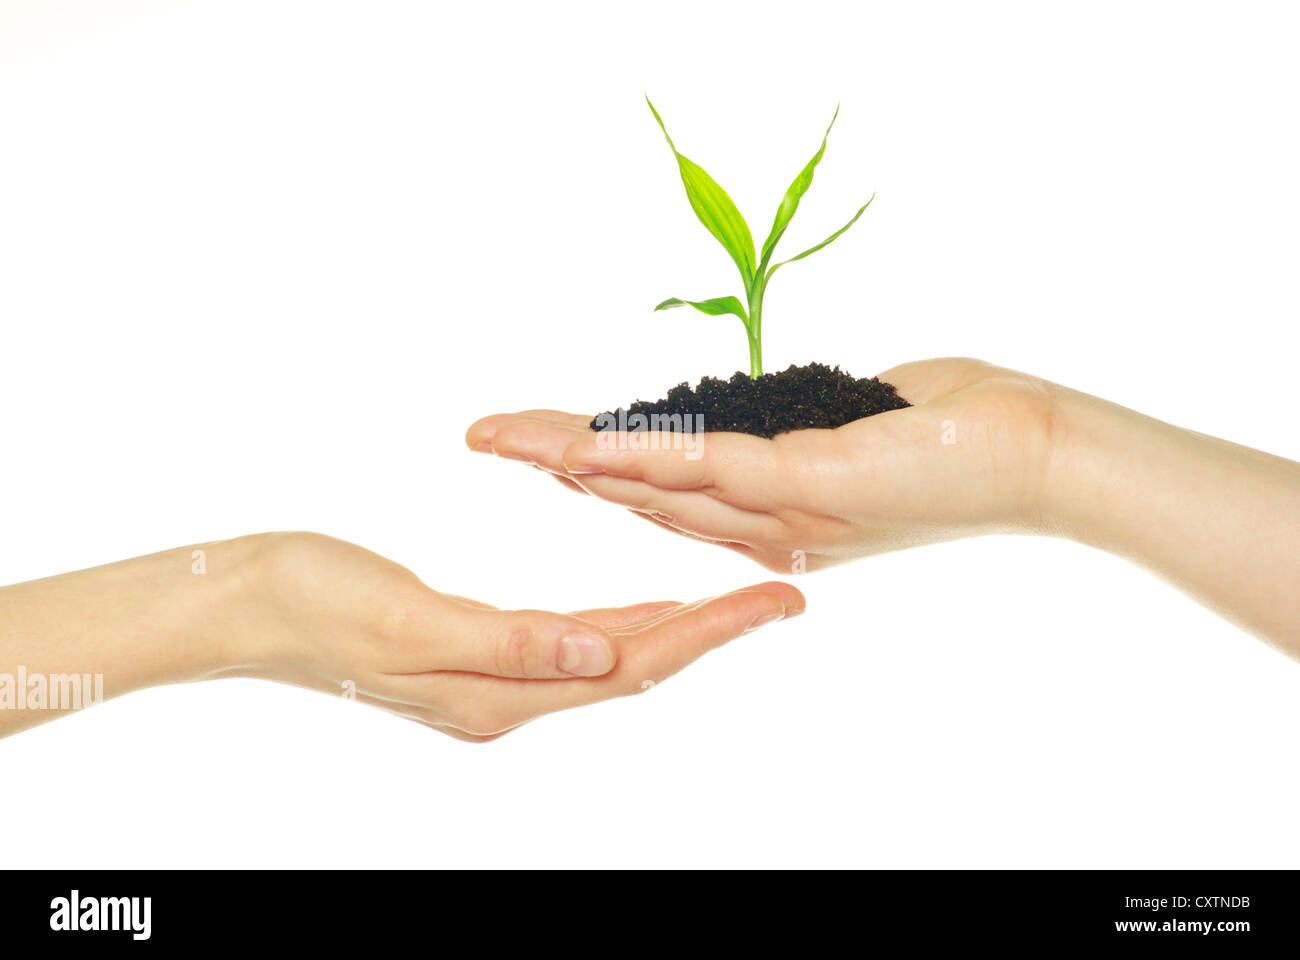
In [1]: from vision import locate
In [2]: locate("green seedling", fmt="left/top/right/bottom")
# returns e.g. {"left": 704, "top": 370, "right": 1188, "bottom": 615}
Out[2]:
{"left": 647, "top": 96, "right": 873, "bottom": 379}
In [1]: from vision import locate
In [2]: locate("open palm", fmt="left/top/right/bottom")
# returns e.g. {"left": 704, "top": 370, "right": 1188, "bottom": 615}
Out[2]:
{"left": 466, "top": 358, "right": 1062, "bottom": 573}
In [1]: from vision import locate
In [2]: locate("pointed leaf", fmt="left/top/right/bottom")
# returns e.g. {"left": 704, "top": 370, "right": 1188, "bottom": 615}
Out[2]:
{"left": 654, "top": 296, "right": 749, "bottom": 326}
{"left": 759, "top": 105, "right": 839, "bottom": 270}
{"left": 647, "top": 97, "right": 756, "bottom": 289}
{"left": 767, "top": 194, "right": 874, "bottom": 280}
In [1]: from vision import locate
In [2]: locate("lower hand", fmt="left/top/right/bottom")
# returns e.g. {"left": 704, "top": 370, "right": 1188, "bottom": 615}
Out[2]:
{"left": 0, "top": 532, "right": 804, "bottom": 740}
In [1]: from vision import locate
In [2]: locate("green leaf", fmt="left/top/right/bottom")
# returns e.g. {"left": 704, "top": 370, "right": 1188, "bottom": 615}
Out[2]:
{"left": 654, "top": 296, "right": 749, "bottom": 326}
{"left": 758, "top": 105, "right": 839, "bottom": 270}
{"left": 767, "top": 194, "right": 874, "bottom": 279}
{"left": 647, "top": 97, "right": 757, "bottom": 289}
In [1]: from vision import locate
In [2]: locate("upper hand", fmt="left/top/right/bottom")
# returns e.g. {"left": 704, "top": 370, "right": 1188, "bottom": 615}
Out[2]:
{"left": 465, "top": 358, "right": 1063, "bottom": 572}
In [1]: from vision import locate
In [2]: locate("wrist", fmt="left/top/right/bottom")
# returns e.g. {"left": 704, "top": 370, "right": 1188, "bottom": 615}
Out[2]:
{"left": 149, "top": 533, "right": 277, "bottom": 686}
{"left": 1038, "top": 386, "right": 1153, "bottom": 551}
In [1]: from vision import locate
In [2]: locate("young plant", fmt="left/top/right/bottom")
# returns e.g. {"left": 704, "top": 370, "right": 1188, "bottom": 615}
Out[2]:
{"left": 647, "top": 97, "right": 873, "bottom": 379}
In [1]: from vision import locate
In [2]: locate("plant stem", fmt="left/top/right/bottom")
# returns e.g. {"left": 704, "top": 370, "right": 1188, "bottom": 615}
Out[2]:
{"left": 746, "top": 277, "right": 765, "bottom": 379}
{"left": 747, "top": 330, "right": 762, "bottom": 379}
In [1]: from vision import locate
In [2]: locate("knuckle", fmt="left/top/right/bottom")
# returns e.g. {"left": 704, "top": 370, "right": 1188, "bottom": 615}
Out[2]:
{"left": 377, "top": 595, "right": 419, "bottom": 645}
{"left": 494, "top": 619, "right": 539, "bottom": 678}
{"left": 491, "top": 422, "right": 533, "bottom": 453}
{"left": 374, "top": 584, "right": 435, "bottom": 653}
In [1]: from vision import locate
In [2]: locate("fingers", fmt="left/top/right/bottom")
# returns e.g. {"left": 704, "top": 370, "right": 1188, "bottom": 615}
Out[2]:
{"left": 489, "top": 418, "right": 590, "bottom": 473}
{"left": 467, "top": 412, "right": 789, "bottom": 514}
{"left": 466, "top": 410, "right": 592, "bottom": 453}
{"left": 874, "top": 357, "right": 1002, "bottom": 406}
{"left": 421, "top": 596, "right": 619, "bottom": 679}
{"left": 629, "top": 511, "right": 768, "bottom": 564}
{"left": 633, "top": 512, "right": 802, "bottom": 573}
{"left": 561, "top": 429, "right": 759, "bottom": 493}
{"left": 415, "top": 583, "right": 806, "bottom": 735}
{"left": 546, "top": 471, "right": 590, "bottom": 496}
{"left": 566, "top": 600, "right": 683, "bottom": 630}
{"left": 612, "top": 582, "right": 805, "bottom": 691}
{"left": 569, "top": 473, "right": 787, "bottom": 545}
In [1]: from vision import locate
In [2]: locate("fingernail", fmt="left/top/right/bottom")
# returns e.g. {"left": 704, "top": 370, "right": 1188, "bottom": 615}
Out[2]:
{"left": 472, "top": 442, "right": 493, "bottom": 454}
{"left": 564, "top": 464, "right": 603, "bottom": 475}
{"left": 558, "top": 634, "right": 612, "bottom": 676}
{"left": 497, "top": 452, "right": 534, "bottom": 463}
{"left": 744, "top": 610, "right": 786, "bottom": 634}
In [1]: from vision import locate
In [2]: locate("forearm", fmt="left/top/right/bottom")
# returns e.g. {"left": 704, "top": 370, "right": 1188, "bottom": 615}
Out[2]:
{"left": 0, "top": 536, "right": 263, "bottom": 737}
{"left": 1048, "top": 388, "right": 1300, "bottom": 656}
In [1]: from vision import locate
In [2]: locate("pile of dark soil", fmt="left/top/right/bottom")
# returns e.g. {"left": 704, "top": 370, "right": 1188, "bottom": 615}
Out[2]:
{"left": 590, "top": 362, "right": 911, "bottom": 439}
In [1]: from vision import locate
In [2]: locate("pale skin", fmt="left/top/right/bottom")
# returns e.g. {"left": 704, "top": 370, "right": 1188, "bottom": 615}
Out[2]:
{"left": 467, "top": 358, "right": 1300, "bottom": 660}
{"left": 0, "top": 532, "right": 803, "bottom": 740}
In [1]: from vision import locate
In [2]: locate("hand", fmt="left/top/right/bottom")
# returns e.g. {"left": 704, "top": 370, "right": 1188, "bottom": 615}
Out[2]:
{"left": 238, "top": 533, "right": 803, "bottom": 741}
{"left": 465, "top": 358, "right": 1062, "bottom": 573}
{"left": 0, "top": 532, "right": 804, "bottom": 741}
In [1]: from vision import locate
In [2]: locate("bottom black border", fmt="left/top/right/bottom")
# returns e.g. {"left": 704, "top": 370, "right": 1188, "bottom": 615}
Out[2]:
{"left": 2, "top": 869, "right": 1291, "bottom": 948}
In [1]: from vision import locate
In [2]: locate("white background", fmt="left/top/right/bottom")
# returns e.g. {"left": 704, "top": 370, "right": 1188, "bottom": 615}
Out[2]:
{"left": 2, "top": 0, "right": 1297, "bottom": 868}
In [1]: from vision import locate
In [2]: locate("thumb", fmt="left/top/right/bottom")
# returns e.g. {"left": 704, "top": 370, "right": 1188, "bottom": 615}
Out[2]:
{"left": 431, "top": 597, "right": 618, "bottom": 679}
